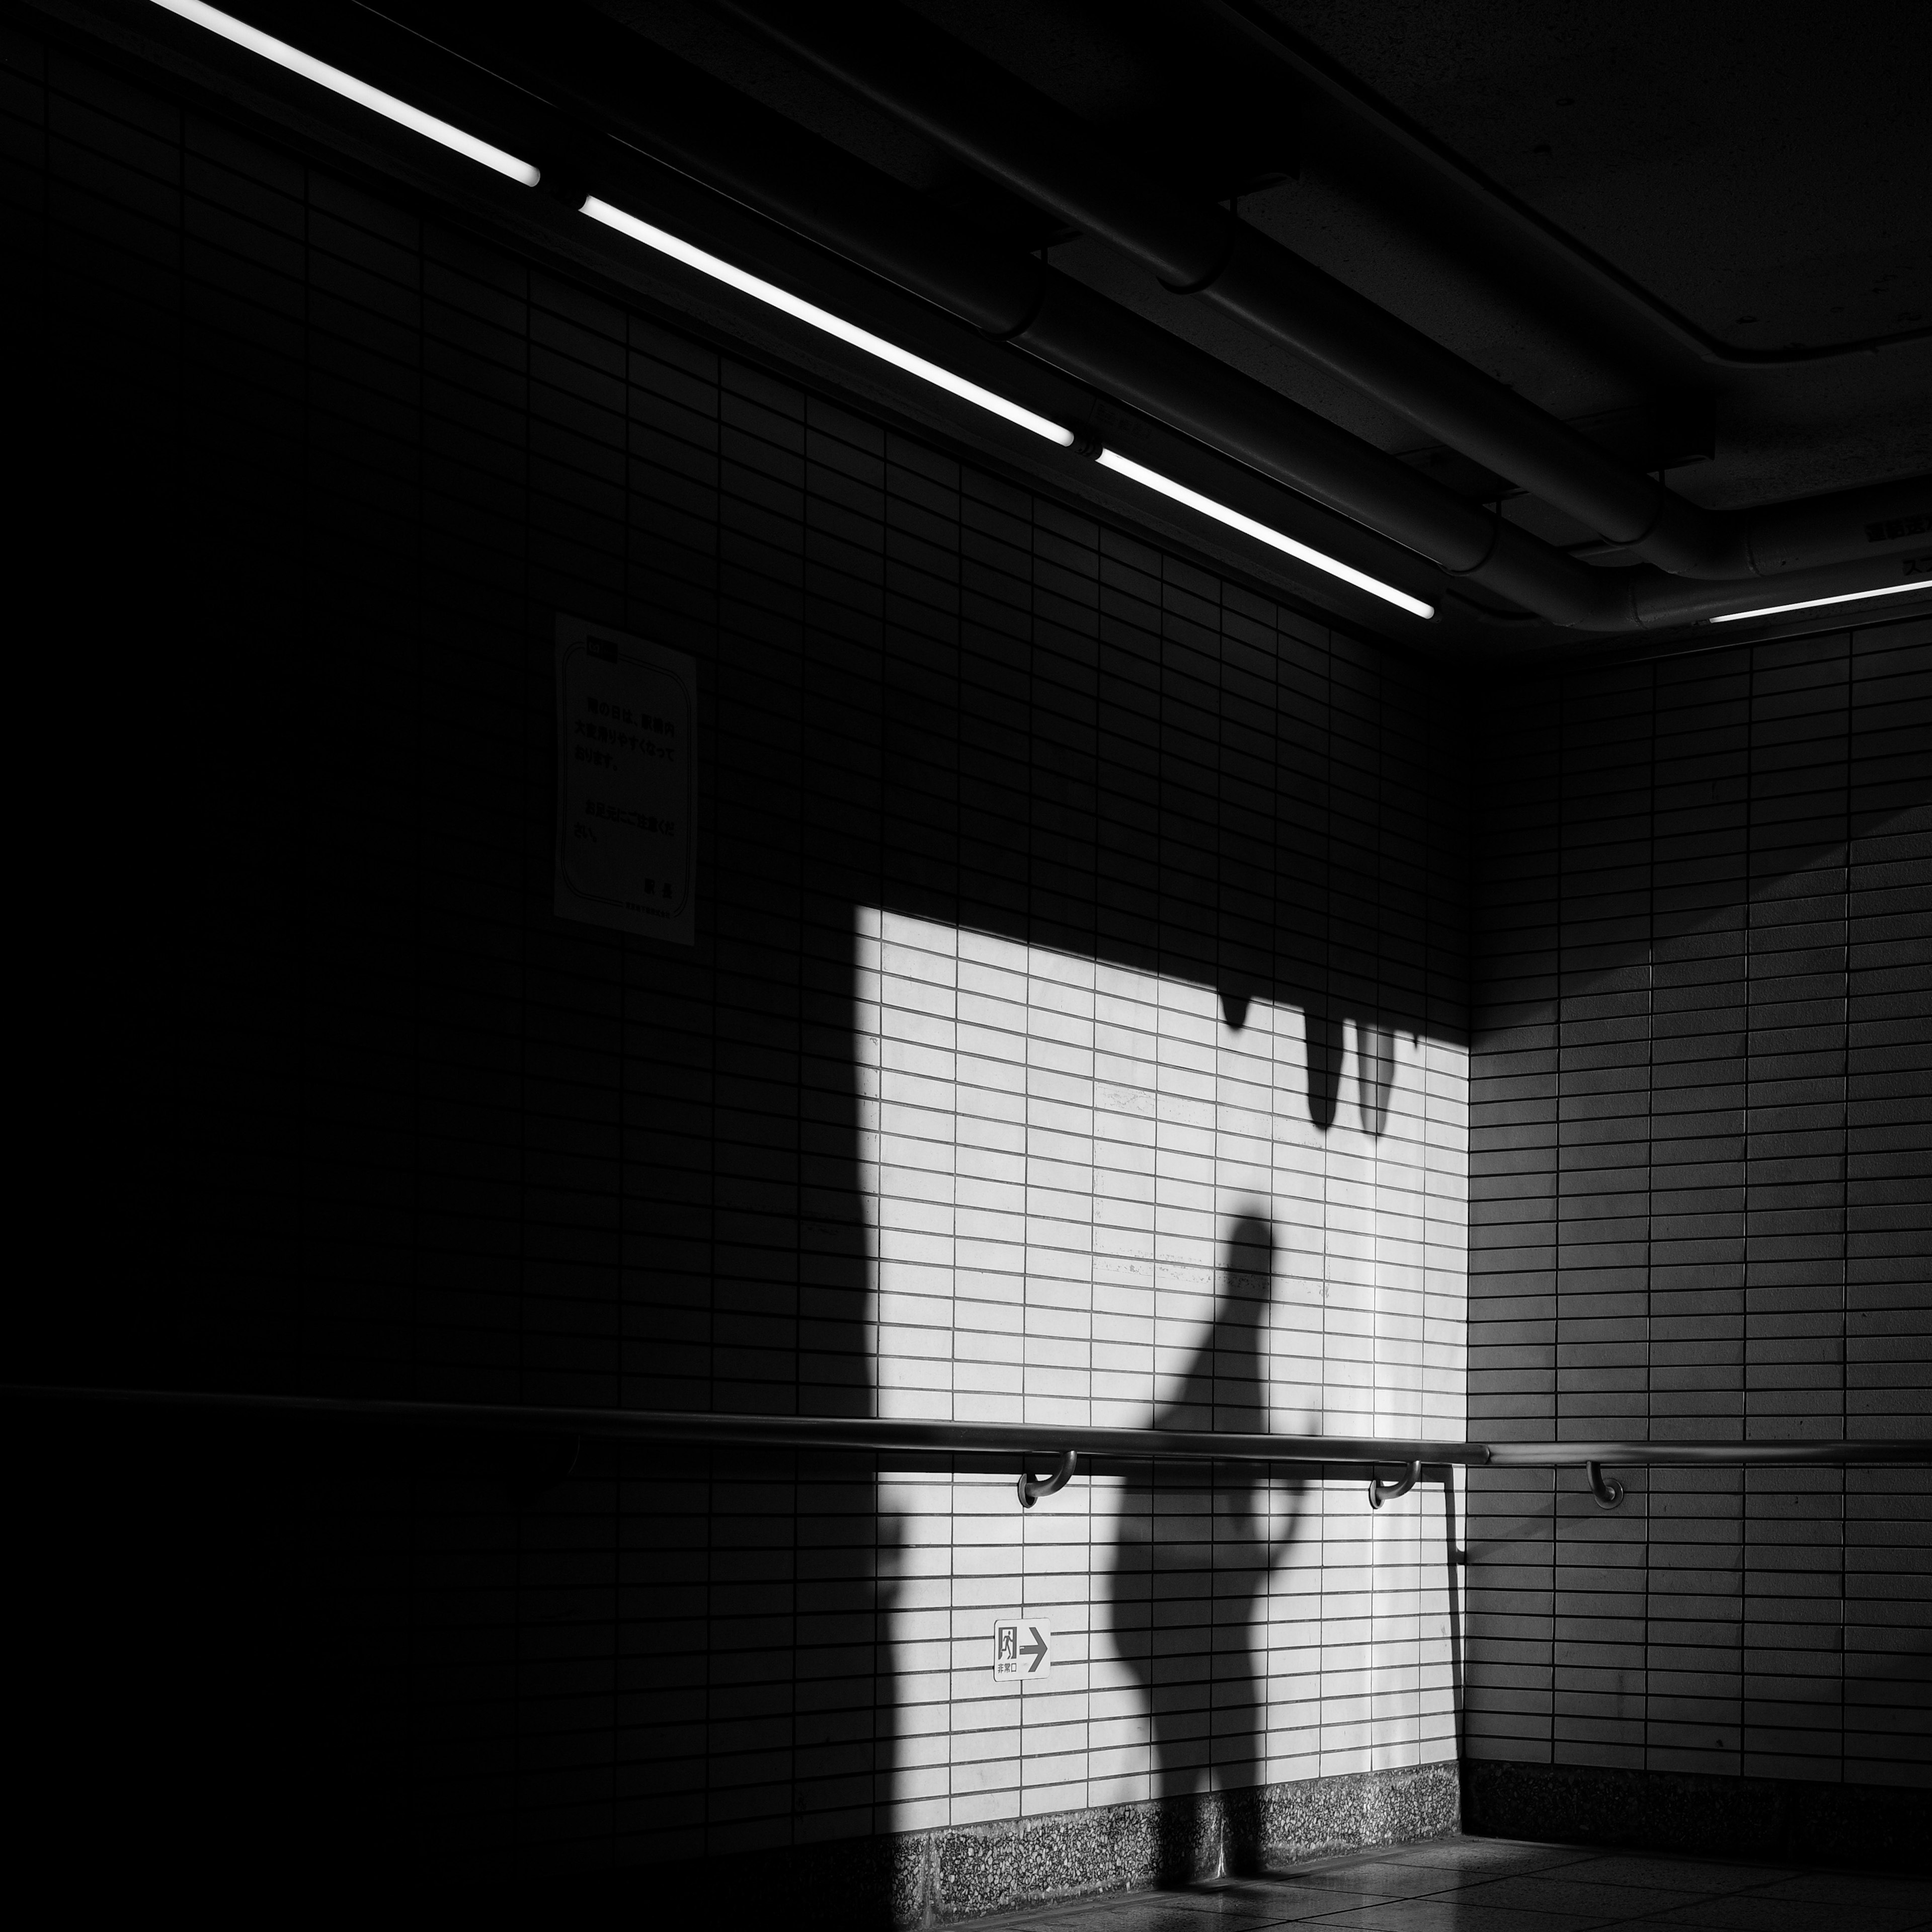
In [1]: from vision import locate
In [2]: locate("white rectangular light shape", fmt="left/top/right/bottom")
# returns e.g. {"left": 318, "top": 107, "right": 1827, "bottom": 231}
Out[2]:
{"left": 1095, "top": 449, "right": 1435, "bottom": 619}
{"left": 856, "top": 906, "right": 1469, "bottom": 1834}
{"left": 1708, "top": 578, "right": 1932, "bottom": 623}
{"left": 148, "top": 0, "right": 542, "bottom": 186}
{"left": 580, "top": 197, "right": 1075, "bottom": 448}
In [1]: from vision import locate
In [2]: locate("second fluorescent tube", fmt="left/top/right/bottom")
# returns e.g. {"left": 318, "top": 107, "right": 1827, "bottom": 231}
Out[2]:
{"left": 579, "top": 205, "right": 1429, "bottom": 614}
{"left": 582, "top": 197, "right": 1075, "bottom": 448}
{"left": 1097, "top": 450, "right": 1435, "bottom": 619}
{"left": 588, "top": 203, "right": 1430, "bottom": 615}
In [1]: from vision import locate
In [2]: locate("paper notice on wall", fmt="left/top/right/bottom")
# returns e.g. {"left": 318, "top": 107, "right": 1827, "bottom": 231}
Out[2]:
{"left": 554, "top": 614, "right": 696, "bottom": 945}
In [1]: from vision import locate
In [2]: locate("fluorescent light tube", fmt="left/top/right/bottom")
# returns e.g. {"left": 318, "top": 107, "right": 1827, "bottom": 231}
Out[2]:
{"left": 149, "top": 0, "right": 542, "bottom": 186}
{"left": 1708, "top": 579, "right": 1931, "bottom": 623}
{"left": 580, "top": 197, "right": 1076, "bottom": 448}
{"left": 1096, "top": 449, "right": 1434, "bottom": 618}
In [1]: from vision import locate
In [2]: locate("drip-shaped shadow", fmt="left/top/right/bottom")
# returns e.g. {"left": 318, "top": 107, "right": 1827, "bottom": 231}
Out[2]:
{"left": 1356, "top": 1020, "right": 1394, "bottom": 1138}
{"left": 1302, "top": 1006, "right": 1397, "bottom": 1138}
{"left": 1224, "top": 984, "right": 1377, "bottom": 1139}
{"left": 1106, "top": 1214, "right": 1303, "bottom": 1881}
{"left": 1303, "top": 1001, "right": 1344, "bottom": 1133}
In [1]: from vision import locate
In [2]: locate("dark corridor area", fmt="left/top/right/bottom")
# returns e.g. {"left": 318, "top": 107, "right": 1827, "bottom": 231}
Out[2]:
{"left": 4, "top": 15, "right": 1459, "bottom": 1895}
{"left": 3, "top": 0, "right": 1928, "bottom": 1911}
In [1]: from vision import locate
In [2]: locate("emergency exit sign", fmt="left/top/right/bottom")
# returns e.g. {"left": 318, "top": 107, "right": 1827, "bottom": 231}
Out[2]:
{"left": 993, "top": 1619, "right": 1051, "bottom": 1680}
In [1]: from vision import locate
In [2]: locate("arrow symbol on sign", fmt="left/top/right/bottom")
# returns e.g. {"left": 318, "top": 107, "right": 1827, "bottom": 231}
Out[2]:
{"left": 1020, "top": 1626, "right": 1048, "bottom": 1673}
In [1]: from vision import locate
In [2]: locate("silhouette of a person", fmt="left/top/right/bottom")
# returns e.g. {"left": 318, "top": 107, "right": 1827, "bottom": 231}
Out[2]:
{"left": 1106, "top": 1213, "right": 1301, "bottom": 1881}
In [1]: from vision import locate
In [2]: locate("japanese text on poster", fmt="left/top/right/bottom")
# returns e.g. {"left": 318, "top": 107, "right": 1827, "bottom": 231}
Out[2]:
{"left": 554, "top": 614, "right": 696, "bottom": 944}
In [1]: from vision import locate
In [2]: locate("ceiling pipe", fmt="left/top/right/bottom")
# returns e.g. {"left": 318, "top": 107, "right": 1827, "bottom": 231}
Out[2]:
{"left": 997, "top": 279, "right": 1928, "bottom": 628}
{"left": 714, "top": 0, "right": 1932, "bottom": 584}
{"left": 373, "top": 1, "right": 1929, "bottom": 636}
{"left": 1206, "top": 0, "right": 1932, "bottom": 373}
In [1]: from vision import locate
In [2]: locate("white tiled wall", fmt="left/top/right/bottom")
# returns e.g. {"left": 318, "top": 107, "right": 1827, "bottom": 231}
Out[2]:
{"left": 856, "top": 908, "right": 1469, "bottom": 1833}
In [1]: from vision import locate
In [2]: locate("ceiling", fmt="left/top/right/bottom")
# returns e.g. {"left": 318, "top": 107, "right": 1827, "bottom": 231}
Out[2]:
{"left": 579, "top": 0, "right": 1931, "bottom": 629}
{"left": 1277, "top": 0, "right": 1929, "bottom": 354}
{"left": 72, "top": 0, "right": 1932, "bottom": 657}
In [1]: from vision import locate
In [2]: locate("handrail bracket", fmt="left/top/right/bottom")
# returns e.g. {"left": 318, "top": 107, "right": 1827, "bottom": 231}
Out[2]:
{"left": 1019, "top": 1448, "right": 1078, "bottom": 1509}
{"left": 1368, "top": 1458, "right": 1422, "bottom": 1509}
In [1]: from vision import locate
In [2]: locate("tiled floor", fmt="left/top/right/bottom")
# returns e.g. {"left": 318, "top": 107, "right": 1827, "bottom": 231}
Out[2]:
{"left": 985, "top": 1836, "right": 1932, "bottom": 1931}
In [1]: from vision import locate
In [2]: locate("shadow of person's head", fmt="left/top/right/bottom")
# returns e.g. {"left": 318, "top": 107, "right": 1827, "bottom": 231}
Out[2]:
{"left": 1225, "top": 1212, "right": 1273, "bottom": 1301}
{"left": 1159, "top": 1211, "right": 1276, "bottom": 1432}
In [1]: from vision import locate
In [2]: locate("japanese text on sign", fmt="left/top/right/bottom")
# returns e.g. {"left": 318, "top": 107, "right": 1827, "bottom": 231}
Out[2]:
{"left": 553, "top": 614, "right": 696, "bottom": 944}
{"left": 993, "top": 1619, "right": 1051, "bottom": 1680}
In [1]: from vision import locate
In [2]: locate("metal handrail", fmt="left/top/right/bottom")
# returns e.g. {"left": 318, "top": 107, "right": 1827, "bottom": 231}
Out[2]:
{"left": 7, "top": 1385, "right": 1928, "bottom": 1509}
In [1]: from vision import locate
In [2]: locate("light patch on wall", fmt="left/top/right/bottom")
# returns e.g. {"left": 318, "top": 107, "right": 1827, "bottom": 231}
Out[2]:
{"left": 855, "top": 909, "right": 1469, "bottom": 1834}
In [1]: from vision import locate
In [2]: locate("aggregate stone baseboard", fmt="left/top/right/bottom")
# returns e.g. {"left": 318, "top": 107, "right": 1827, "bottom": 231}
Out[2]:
{"left": 585, "top": 1762, "right": 1459, "bottom": 1928}
{"left": 1462, "top": 1758, "right": 1932, "bottom": 1872}
{"left": 913, "top": 1761, "right": 1458, "bottom": 1922}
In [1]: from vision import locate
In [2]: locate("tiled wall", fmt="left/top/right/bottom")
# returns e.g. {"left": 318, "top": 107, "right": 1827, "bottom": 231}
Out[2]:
{"left": 858, "top": 912, "right": 1467, "bottom": 1832}
{"left": 4, "top": 19, "right": 1469, "bottom": 1883}
{"left": 1466, "top": 620, "right": 1932, "bottom": 1790}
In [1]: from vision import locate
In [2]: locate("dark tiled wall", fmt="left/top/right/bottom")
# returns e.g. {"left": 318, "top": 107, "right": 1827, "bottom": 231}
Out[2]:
{"left": 3, "top": 22, "right": 1465, "bottom": 1885}
{"left": 1466, "top": 623, "right": 1931, "bottom": 1788}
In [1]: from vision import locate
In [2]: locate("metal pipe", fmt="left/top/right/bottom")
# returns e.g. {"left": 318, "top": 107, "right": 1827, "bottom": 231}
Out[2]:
{"left": 0, "top": 1384, "right": 1487, "bottom": 1467}
{"left": 269, "top": 4, "right": 1927, "bottom": 633}
{"left": 386, "top": 6, "right": 1928, "bottom": 632}
{"left": 717, "top": 0, "right": 1932, "bottom": 583}
{"left": 1001, "top": 278, "right": 1932, "bottom": 629}
{"left": 1368, "top": 1459, "right": 1422, "bottom": 1509}
{"left": 1205, "top": 0, "right": 1932, "bottom": 373}
{"left": 394, "top": 4, "right": 1484, "bottom": 610}
{"left": 8, "top": 1386, "right": 1927, "bottom": 1469}
{"left": 1482, "top": 1438, "right": 1932, "bottom": 1467}
{"left": 1019, "top": 1449, "right": 1078, "bottom": 1508}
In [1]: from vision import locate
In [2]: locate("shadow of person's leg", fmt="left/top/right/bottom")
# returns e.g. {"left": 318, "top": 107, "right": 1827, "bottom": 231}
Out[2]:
{"left": 1106, "top": 1499, "right": 1189, "bottom": 1884}
{"left": 1150, "top": 1702, "right": 1209, "bottom": 1887}
{"left": 1214, "top": 1639, "right": 1267, "bottom": 1877}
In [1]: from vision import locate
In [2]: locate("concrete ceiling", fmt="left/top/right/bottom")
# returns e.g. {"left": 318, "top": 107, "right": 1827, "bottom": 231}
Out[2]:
{"left": 1271, "top": 0, "right": 1930, "bottom": 352}
{"left": 62, "top": 0, "right": 1932, "bottom": 653}
{"left": 602, "top": 0, "right": 1932, "bottom": 553}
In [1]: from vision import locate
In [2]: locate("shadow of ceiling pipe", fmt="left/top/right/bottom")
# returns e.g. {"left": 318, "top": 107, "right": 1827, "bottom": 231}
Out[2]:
{"left": 716, "top": 0, "right": 1932, "bottom": 586}
{"left": 1303, "top": 1003, "right": 1343, "bottom": 1133}
{"left": 1355, "top": 1021, "right": 1394, "bottom": 1139}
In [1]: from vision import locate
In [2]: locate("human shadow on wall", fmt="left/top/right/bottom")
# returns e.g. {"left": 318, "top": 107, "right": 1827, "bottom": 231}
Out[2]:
{"left": 1106, "top": 1213, "right": 1303, "bottom": 1882}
